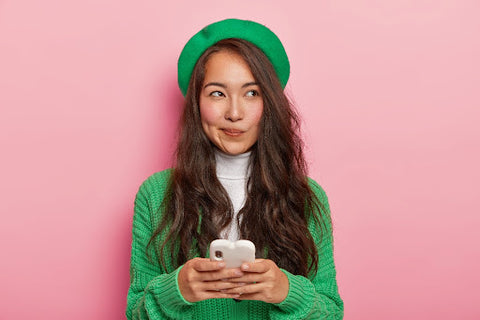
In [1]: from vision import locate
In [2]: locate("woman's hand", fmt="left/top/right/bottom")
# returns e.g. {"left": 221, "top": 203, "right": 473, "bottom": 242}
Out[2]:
{"left": 177, "top": 258, "right": 247, "bottom": 302}
{"left": 223, "top": 259, "right": 289, "bottom": 303}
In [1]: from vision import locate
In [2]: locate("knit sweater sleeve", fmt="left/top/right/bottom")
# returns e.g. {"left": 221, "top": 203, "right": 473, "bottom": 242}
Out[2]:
{"left": 126, "top": 170, "right": 194, "bottom": 320}
{"left": 270, "top": 179, "right": 344, "bottom": 319}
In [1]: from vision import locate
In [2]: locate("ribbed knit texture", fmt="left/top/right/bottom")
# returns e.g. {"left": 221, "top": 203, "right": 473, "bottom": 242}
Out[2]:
{"left": 126, "top": 169, "right": 344, "bottom": 319}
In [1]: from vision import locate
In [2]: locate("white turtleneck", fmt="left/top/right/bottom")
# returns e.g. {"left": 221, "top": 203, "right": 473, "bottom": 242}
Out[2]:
{"left": 214, "top": 149, "right": 251, "bottom": 241}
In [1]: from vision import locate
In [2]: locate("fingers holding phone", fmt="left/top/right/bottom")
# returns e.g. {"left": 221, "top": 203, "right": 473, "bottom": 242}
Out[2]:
{"left": 206, "top": 239, "right": 289, "bottom": 303}
{"left": 224, "top": 259, "right": 290, "bottom": 304}
{"left": 177, "top": 257, "right": 245, "bottom": 302}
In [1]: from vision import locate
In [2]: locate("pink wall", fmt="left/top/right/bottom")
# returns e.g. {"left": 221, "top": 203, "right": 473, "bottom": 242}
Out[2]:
{"left": 1, "top": 1, "right": 479, "bottom": 319}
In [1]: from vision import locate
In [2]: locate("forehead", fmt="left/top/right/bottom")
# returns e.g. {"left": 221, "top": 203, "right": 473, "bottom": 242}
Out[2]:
{"left": 203, "top": 51, "right": 255, "bottom": 84}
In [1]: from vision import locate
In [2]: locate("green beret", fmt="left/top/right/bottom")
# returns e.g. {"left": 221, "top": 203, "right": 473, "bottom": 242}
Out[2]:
{"left": 177, "top": 18, "right": 290, "bottom": 96}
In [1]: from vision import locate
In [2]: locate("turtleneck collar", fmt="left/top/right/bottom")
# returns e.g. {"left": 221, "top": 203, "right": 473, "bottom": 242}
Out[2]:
{"left": 214, "top": 148, "right": 251, "bottom": 180}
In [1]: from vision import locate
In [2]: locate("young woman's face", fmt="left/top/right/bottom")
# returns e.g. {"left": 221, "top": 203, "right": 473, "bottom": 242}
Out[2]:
{"left": 199, "top": 50, "right": 263, "bottom": 155}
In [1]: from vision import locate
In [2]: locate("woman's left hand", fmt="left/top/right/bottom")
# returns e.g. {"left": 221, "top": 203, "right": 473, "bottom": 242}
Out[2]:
{"left": 223, "top": 259, "right": 289, "bottom": 303}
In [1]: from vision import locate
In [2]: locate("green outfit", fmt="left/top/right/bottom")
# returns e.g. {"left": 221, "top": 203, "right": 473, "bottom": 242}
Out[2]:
{"left": 126, "top": 169, "right": 344, "bottom": 319}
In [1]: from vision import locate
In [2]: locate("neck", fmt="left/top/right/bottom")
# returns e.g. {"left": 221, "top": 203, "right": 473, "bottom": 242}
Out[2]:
{"left": 214, "top": 149, "right": 251, "bottom": 179}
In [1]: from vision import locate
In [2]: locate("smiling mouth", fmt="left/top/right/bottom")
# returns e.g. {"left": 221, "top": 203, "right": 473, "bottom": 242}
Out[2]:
{"left": 222, "top": 129, "right": 244, "bottom": 137}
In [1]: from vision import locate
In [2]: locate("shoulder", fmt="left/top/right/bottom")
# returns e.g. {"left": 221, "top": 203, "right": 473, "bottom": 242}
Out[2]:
{"left": 307, "top": 177, "right": 329, "bottom": 208}
{"left": 133, "top": 169, "right": 174, "bottom": 227}
{"left": 140, "top": 168, "right": 173, "bottom": 188}
{"left": 135, "top": 168, "right": 173, "bottom": 205}
{"left": 306, "top": 177, "right": 334, "bottom": 240}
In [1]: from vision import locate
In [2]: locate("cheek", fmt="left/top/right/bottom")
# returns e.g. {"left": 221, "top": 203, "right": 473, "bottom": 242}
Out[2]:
{"left": 199, "top": 101, "right": 220, "bottom": 126}
{"left": 249, "top": 102, "right": 264, "bottom": 126}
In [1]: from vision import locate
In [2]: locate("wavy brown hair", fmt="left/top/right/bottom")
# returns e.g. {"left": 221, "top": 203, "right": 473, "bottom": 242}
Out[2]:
{"left": 148, "top": 38, "right": 330, "bottom": 277}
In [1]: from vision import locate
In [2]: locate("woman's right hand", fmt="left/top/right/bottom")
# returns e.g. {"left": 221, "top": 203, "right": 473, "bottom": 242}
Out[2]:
{"left": 177, "top": 257, "right": 247, "bottom": 302}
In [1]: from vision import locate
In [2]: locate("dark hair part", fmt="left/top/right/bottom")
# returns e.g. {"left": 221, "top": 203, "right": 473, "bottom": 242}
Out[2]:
{"left": 147, "top": 38, "right": 330, "bottom": 276}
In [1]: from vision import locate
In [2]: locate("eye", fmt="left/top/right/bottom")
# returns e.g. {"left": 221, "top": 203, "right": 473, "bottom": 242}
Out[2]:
{"left": 210, "top": 91, "right": 224, "bottom": 97}
{"left": 245, "top": 90, "right": 259, "bottom": 97}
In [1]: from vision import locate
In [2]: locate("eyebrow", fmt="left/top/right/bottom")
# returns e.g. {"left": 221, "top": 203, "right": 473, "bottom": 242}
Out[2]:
{"left": 203, "top": 82, "right": 259, "bottom": 89}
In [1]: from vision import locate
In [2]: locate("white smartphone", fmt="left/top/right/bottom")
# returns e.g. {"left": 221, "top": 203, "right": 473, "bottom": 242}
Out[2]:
{"left": 209, "top": 239, "right": 255, "bottom": 268}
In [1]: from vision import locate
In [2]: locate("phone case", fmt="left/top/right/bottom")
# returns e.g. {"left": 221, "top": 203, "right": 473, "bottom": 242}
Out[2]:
{"left": 209, "top": 239, "right": 255, "bottom": 268}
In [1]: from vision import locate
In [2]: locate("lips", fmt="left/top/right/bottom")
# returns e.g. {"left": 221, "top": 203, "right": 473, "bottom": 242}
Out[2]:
{"left": 222, "top": 128, "right": 244, "bottom": 137}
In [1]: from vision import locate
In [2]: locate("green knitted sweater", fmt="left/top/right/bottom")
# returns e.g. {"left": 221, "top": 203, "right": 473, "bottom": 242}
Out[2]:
{"left": 126, "top": 169, "right": 344, "bottom": 319}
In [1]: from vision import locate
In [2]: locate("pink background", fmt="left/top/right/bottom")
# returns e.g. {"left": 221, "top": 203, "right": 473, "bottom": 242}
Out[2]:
{"left": 1, "top": 0, "right": 479, "bottom": 319}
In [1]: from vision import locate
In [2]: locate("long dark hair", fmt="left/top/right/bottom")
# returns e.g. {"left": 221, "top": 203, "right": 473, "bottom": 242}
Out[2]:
{"left": 148, "top": 38, "right": 330, "bottom": 277}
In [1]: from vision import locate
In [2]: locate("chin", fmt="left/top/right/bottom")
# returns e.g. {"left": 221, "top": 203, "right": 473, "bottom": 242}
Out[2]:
{"left": 222, "top": 146, "right": 248, "bottom": 155}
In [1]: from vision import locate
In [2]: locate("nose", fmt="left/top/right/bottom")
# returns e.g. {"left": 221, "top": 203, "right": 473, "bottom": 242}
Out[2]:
{"left": 225, "top": 96, "right": 243, "bottom": 122}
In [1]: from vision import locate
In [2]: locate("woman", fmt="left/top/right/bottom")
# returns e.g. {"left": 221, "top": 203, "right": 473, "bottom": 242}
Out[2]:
{"left": 126, "top": 19, "right": 343, "bottom": 319}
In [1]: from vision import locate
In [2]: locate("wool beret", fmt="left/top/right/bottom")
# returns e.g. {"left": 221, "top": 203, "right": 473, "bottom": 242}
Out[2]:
{"left": 177, "top": 18, "right": 290, "bottom": 96}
